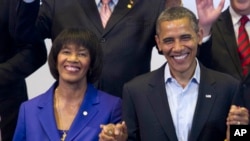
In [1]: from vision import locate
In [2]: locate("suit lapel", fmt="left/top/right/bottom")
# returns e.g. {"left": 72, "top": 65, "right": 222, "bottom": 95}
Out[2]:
{"left": 38, "top": 87, "right": 60, "bottom": 141}
{"left": 218, "top": 8, "right": 242, "bottom": 75}
{"left": 67, "top": 84, "right": 99, "bottom": 140}
{"left": 79, "top": 0, "right": 103, "bottom": 33}
{"left": 189, "top": 64, "right": 217, "bottom": 141}
{"left": 147, "top": 64, "right": 179, "bottom": 141}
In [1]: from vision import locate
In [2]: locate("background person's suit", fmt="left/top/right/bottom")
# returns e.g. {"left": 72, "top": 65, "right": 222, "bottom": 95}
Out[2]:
{"left": 198, "top": 8, "right": 245, "bottom": 81}
{"left": 122, "top": 63, "right": 240, "bottom": 141}
{"left": 239, "top": 73, "right": 250, "bottom": 111}
{"left": 0, "top": 0, "right": 47, "bottom": 140}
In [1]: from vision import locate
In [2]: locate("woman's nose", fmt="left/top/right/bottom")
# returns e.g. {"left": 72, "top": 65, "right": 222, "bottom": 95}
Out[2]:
{"left": 68, "top": 54, "right": 79, "bottom": 62}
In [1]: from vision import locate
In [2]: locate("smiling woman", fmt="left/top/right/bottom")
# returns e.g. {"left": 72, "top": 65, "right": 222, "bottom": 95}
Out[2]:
{"left": 48, "top": 28, "right": 102, "bottom": 84}
{"left": 13, "top": 28, "right": 122, "bottom": 141}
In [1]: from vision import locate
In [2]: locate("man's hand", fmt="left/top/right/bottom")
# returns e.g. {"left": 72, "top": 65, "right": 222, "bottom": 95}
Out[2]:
{"left": 196, "top": 0, "right": 225, "bottom": 36}
{"left": 99, "top": 121, "right": 127, "bottom": 141}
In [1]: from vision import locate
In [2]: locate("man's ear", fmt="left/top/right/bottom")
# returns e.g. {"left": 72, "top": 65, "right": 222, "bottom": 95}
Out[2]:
{"left": 197, "top": 28, "right": 204, "bottom": 45}
{"left": 155, "top": 35, "right": 163, "bottom": 54}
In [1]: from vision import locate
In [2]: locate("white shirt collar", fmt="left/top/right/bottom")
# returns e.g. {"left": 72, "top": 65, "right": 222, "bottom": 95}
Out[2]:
{"left": 95, "top": 0, "right": 119, "bottom": 6}
{"left": 229, "top": 6, "right": 250, "bottom": 26}
{"left": 164, "top": 58, "right": 200, "bottom": 84}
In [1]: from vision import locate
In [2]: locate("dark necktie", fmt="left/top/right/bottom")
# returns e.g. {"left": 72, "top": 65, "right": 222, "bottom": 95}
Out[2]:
{"left": 238, "top": 15, "right": 250, "bottom": 76}
{"left": 100, "top": 0, "right": 112, "bottom": 28}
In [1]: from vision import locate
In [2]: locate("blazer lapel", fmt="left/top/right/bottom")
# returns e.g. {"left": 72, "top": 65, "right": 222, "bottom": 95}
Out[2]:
{"left": 218, "top": 8, "right": 242, "bottom": 75}
{"left": 146, "top": 64, "right": 178, "bottom": 141}
{"left": 189, "top": 64, "right": 217, "bottom": 141}
{"left": 38, "top": 86, "right": 60, "bottom": 141}
{"left": 67, "top": 84, "right": 99, "bottom": 140}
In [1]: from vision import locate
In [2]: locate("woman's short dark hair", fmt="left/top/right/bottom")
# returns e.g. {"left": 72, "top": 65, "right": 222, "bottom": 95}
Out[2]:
{"left": 48, "top": 28, "right": 103, "bottom": 83}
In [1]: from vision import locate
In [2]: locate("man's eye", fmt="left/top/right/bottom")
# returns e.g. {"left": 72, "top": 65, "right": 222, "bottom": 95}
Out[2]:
{"left": 181, "top": 35, "right": 192, "bottom": 41}
{"left": 163, "top": 39, "right": 173, "bottom": 44}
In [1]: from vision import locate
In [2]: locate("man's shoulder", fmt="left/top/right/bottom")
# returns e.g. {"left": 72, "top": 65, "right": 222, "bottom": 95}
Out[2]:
{"left": 125, "top": 66, "right": 164, "bottom": 87}
{"left": 201, "top": 65, "right": 240, "bottom": 85}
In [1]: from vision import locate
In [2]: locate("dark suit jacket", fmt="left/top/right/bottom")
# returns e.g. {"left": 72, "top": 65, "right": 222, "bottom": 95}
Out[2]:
{"left": 197, "top": 8, "right": 250, "bottom": 115}
{"left": 0, "top": 0, "right": 47, "bottom": 140}
{"left": 16, "top": 0, "right": 166, "bottom": 97}
{"left": 122, "top": 63, "right": 240, "bottom": 141}
{"left": 239, "top": 73, "right": 250, "bottom": 110}
{"left": 13, "top": 83, "right": 122, "bottom": 141}
{"left": 198, "top": 8, "right": 245, "bottom": 81}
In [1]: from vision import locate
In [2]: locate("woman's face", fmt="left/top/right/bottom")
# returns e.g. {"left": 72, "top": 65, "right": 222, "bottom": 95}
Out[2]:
{"left": 57, "top": 44, "right": 91, "bottom": 84}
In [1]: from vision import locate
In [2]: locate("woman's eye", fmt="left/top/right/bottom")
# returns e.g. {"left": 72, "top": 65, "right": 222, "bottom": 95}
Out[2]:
{"left": 61, "top": 50, "right": 70, "bottom": 54}
{"left": 78, "top": 52, "right": 88, "bottom": 57}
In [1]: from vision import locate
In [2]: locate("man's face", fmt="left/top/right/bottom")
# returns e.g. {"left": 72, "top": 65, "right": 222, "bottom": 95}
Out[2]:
{"left": 231, "top": 0, "right": 250, "bottom": 15}
{"left": 155, "top": 17, "right": 202, "bottom": 76}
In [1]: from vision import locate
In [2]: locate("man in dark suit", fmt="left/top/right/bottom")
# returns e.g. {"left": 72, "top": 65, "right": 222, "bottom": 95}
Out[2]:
{"left": 122, "top": 7, "right": 249, "bottom": 141}
{"left": 15, "top": 0, "right": 181, "bottom": 97}
{"left": 196, "top": 0, "right": 250, "bottom": 121}
{"left": 0, "top": 0, "right": 47, "bottom": 140}
{"left": 196, "top": 0, "right": 250, "bottom": 82}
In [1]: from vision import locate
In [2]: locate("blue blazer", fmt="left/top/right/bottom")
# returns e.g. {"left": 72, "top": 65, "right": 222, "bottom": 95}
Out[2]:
{"left": 13, "top": 82, "right": 122, "bottom": 141}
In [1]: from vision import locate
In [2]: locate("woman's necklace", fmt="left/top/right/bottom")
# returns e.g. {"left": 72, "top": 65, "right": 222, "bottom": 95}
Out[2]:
{"left": 55, "top": 87, "right": 84, "bottom": 141}
{"left": 55, "top": 88, "right": 67, "bottom": 141}
{"left": 61, "top": 131, "right": 67, "bottom": 141}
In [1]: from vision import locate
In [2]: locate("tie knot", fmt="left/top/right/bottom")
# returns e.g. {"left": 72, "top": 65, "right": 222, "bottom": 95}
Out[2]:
{"left": 240, "top": 15, "right": 249, "bottom": 26}
{"left": 102, "top": 0, "right": 111, "bottom": 5}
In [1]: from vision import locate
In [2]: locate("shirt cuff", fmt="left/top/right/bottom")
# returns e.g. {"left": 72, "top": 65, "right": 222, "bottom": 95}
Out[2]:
{"left": 202, "top": 35, "right": 211, "bottom": 43}
{"left": 23, "top": 0, "right": 35, "bottom": 3}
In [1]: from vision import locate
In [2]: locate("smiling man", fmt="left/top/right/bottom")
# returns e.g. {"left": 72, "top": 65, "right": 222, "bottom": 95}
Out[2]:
{"left": 122, "top": 7, "right": 248, "bottom": 141}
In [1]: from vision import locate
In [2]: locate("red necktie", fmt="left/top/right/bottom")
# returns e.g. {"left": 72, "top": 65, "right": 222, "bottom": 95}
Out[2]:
{"left": 238, "top": 15, "right": 250, "bottom": 76}
{"left": 100, "top": 0, "right": 112, "bottom": 28}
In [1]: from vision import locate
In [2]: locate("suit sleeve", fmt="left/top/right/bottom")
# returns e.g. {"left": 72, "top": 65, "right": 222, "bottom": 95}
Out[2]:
{"left": 110, "top": 98, "right": 122, "bottom": 124}
{"left": 0, "top": 41, "right": 47, "bottom": 86}
{"left": 122, "top": 84, "right": 141, "bottom": 141}
{"left": 229, "top": 76, "right": 247, "bottom": 110}
{"left": 12, "top": 103, "right": 26, "bottom": 141}
{"left": 15, "top": 0, "right": 53, "bottom": 43}
{"left": 235, "top": 75, "right": 250, "bottom": 111}
{"left": 0, "top": 0, "right": 47, "bottom": 86}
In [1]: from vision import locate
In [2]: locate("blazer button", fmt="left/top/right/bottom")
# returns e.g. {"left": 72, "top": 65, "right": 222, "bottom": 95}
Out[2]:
{"left": 100, "top": 38, "right": 106, "bottom": 43}
{"left": 83, "top": 111, "right": 88, "bottom": 116}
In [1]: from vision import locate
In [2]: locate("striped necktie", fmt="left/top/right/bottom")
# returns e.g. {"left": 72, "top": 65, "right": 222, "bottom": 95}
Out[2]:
{"left": 238, "top": 15, "right": 250, "bottom": 76}
{"left": 100, "top": 0, "right": 112, "bottom": 28}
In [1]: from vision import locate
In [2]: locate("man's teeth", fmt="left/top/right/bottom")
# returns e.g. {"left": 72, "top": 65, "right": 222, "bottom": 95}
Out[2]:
{"left": 174, "top": 54, "right": 187, "bottom": 60}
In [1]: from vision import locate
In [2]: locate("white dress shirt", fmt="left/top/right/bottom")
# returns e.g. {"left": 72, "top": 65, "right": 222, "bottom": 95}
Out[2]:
{"left": 164, "top": 59, "right": 200, "bottom": 141}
